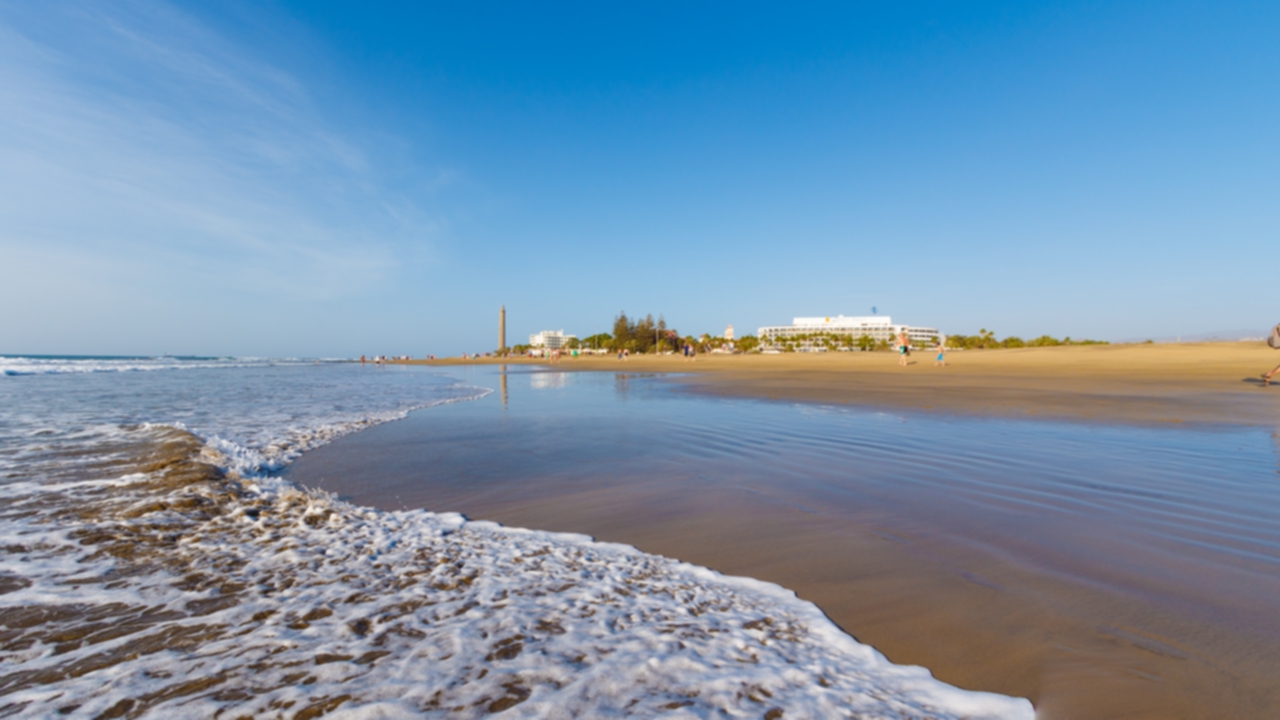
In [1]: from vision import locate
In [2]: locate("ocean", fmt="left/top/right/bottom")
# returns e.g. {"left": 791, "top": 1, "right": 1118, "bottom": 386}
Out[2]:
{"left": 0, "top": 357, "right": 1032, "bottom": 719}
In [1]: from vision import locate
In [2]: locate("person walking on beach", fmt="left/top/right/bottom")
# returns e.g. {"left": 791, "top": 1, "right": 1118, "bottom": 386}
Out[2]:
{"left": 897, "top": 330, "right": 910, "bottom": 367}
{"left": 1263, "top": 322, "right": 1280, "bottom": 386}
{"left": 934, "top": 339, "right": 946, "bottom": 367}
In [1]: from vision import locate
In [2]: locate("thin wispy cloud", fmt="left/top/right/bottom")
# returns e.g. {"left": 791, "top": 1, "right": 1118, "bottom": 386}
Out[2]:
{"left": 0, "top": 1, "right": 436, "bottom": 308}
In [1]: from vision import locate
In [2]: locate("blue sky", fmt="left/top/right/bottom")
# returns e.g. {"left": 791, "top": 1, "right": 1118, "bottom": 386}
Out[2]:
{"left": 1, "top": 1, "right": 1277, "bottom": 356}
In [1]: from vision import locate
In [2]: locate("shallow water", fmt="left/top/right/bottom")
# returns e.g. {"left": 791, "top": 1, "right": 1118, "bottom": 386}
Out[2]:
{"left": 0, "top": 358, "right": 1032, "bottom": 718}
{"left": 288, "top": 365, "right": 1280, "bottom": 719}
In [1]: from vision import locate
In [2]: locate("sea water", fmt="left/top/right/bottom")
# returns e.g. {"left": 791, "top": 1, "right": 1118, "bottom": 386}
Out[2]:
{"left": 0, "top": 357, "right": 1032, "bottom": 719}
{"left": 287, "top": 365, "right": 1280, "bottom": 718}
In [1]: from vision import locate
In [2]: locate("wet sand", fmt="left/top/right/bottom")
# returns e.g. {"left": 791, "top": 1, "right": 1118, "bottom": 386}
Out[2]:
{"left": 413, "top": 342, "right": 1280, "bottom": 426}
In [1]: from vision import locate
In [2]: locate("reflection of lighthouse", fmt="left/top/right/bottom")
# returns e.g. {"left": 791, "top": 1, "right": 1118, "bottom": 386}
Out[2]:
{"left": 499, "top": 305, "right": 507, "bottom": 353}
{"left": 500, "top": 365, "right": 508, "bottom": 407}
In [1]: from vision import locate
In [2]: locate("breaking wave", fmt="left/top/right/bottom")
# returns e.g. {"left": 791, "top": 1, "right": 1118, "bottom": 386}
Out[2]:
{"left": 0, "top": 356, "right": 308, "bottom": 377}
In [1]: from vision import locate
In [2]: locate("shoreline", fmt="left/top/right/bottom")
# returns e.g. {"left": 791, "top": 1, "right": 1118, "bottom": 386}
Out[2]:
{"left": 402, "top": 342, "right": 1280, "bottom": 428}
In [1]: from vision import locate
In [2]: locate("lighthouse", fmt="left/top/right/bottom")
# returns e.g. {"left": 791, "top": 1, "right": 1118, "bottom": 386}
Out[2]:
{"left": 499, "top": 305, "right": 507, "bottom": 354}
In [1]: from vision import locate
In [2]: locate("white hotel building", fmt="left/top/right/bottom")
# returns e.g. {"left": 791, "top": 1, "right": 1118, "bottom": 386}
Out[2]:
{"left": 757, "top": 316, "right": 940, "bottom": 351}
{"left": 529, "top": 330, "right": 576, "bottom": 349}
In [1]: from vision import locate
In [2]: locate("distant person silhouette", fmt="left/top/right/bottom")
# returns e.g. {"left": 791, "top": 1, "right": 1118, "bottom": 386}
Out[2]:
{"left": 1264, "top": 323, "right": 1280, "bottom": 386}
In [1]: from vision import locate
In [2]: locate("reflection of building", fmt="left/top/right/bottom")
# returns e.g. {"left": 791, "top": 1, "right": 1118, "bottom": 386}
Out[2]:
{"left": 758, "top": 316, "right": 939, "bottom": 351}
{"left": 529, "top": 372, "right": 568, "bottom": 390}
{"left": 529, "top": 330, "right": 576, "bottom": 349}
{"left": 725, "top": 324, "right": 735, "bottom": 341}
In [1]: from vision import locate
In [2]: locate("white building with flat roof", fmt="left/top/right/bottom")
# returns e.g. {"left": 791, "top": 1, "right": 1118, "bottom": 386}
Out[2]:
{"left": 758, "top": 315, "right": 939, "bottom": 351}
{"left": 529, "top": 330, "right": 576, "bottom": 349}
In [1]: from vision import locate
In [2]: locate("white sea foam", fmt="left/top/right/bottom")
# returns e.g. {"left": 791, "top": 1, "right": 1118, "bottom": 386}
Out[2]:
{"left": 0, "top": 490, "right": 1033, "bottom": 719}
{"left": 0, "top": 355, "right": 293, "bottom": 376}
{"left": 0, "top": 362, "right": 1035, "bottom": 718}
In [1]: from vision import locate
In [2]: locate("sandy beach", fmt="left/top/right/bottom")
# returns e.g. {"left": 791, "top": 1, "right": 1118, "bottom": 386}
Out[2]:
{"left": 412, "top": 341, "right": 1280, "bottom": 427}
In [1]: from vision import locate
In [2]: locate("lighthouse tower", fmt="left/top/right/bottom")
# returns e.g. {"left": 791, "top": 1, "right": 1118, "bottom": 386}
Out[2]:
{"left": 499, "top": 306, "right": 507, "bottom": 353}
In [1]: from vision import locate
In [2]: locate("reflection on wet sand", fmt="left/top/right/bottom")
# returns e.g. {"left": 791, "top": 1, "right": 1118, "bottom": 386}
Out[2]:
{"left": 288, "top": 368, "right": 1280, "bottom": 720}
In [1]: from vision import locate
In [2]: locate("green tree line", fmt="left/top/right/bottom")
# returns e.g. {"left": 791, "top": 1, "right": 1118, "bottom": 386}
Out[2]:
{"left": 758, "top": 329, "right": 1108, "bottom": 352}
{"left": 571, "top": 313, "right": 763, "bottom": 354}
{"left": 764, "top": 332, "right": 915, "bottom": 352}
{"left": 609, "top": 312, "right": 673, "bottom": 353}
{"left": 945, "top": 329, "right": 1108, "bottom": 349}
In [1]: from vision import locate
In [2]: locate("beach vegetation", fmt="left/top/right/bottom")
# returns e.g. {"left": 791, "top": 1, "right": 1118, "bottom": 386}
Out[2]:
{"left": 611, "top": 312, "right": 682, "bottom": 353}
{"left": 946, "top": 331, "right": 1109, "bottom": 349}
{"left": 596, "top": 314, "right": 758, "bottom": 354}
{"left": 757, "top": 331, "right": 945, "bottom": 353}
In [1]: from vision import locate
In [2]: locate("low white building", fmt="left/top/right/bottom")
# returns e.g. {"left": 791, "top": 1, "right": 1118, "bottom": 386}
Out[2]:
{"left": 529, "top": 330, "right": 576, "bottom": 349}
{"left": 757, "top": 316, "right": 939, "bottom": 351}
